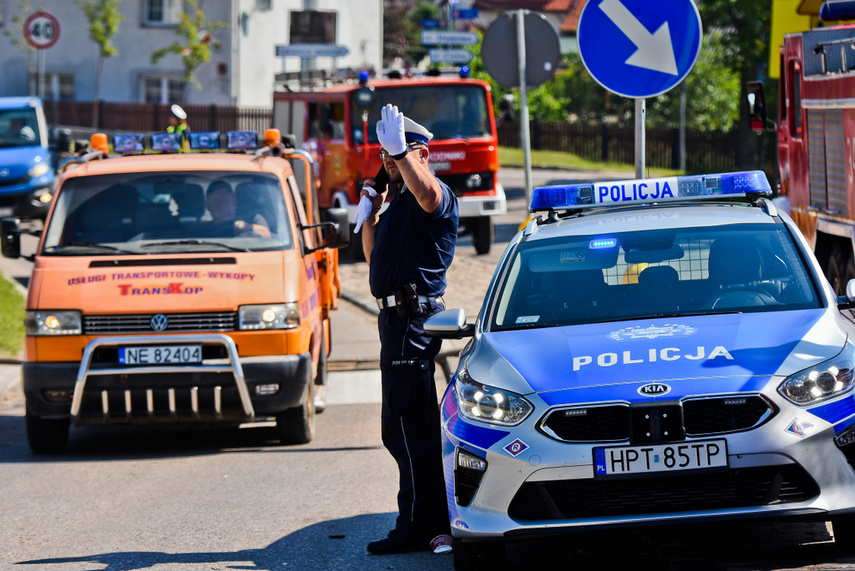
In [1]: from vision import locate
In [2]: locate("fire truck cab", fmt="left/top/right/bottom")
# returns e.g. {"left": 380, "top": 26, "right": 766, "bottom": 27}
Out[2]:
{"left": 272, "top": 71, "right": 506, "bottom": 255}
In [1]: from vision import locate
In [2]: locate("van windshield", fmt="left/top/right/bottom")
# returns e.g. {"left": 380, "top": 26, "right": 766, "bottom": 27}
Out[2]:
{"left": 350, "top": 84, "right": 491, "bottom": 144}
{"left": 41, "top": 171, "right": 293, "bottom": 255}
{"left": 0, "top": 108, "right": 41, "bottom": 148}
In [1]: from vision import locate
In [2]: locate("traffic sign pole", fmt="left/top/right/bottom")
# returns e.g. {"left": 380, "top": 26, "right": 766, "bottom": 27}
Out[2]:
{"left": 635, "top": 99, "right": 645, "bottom": 178}
{"left": 517, "top": 9, "right": 533, "bottom": 202}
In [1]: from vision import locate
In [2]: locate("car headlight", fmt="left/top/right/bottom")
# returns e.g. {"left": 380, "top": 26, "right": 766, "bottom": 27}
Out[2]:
{"left": 455, "top": 369, "right": 533, "bottom": 425}
{"left": 28, "top": 162, "right": 50, "bottom": 178}
{"left": 778, "top": 345, "right": 855, "bottom": 405}
{"left": 238, "top": 303, "right": 300, "bottom": 330}
{"left": 25, "top": 311, "right": 82, "bottom": 336}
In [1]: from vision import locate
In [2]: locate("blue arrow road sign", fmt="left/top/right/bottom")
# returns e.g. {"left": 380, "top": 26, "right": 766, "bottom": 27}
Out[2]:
{"left": 578, "top": 0, "right": 701, "bottom": 98}
{"left": 276, "top": 44, "right": 349, "bottom": 58}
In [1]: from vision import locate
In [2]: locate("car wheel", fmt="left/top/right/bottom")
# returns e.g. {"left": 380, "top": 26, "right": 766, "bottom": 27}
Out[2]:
{"left": 314, "top": 334, "right": 328, "bottom": 414}
{"left": 26, "top": 413, "right": 69, "bottom": 454}
{"left": 472, "top": 217, "right": 493, "bottom": 255}
{"left": 452, "top": 537, "right": 507, "bottom": 571}
{"left": 275, "top": 382, "right": 315, "bottom": 445}
{"left": 827, "top": 245, "right": 855, "bottom": 296}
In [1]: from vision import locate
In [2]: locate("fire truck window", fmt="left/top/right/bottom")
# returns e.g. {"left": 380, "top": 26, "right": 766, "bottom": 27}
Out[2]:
{"left": 308, "top": 102, "right": 320, "bottom": 139}
{"left": 789, "top": 61, "right": 802, "bottom": 137}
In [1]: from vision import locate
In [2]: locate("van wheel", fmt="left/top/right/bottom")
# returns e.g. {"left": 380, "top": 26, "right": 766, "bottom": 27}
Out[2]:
{"left": 26, "top": 413, "right": 69, "bottom": 454}
{"left": 275, "top": 382, "right": 315, "bottom": 445}
{"left": 472, "top": 217, "right": 493, "bottom": 255}
{"left": 314, "top": 334, "right": 328, "bottom": 414}
{"left": 827, "top": 245, "right": 855, "bottom": 296}
{"left": 453, "top": 537, "right": 507, "bottom": 571}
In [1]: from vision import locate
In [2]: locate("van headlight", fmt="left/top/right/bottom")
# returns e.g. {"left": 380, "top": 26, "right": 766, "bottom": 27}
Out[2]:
{"left": 239, "top": 303, "right": 300, "bottom": 330}
{"left": 778, "top": 345, "right": 855, "bottom": 405}
{"left": 28, "top": 162, "right": 50, "bottom": 178}
{"left": 25, "top": 311, "right": 82, "bottom": 335}
{"left": 455, "top": 369, "right": 533, "bottom": 425}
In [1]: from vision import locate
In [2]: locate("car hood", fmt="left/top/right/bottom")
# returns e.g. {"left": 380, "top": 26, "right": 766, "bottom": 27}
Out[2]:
{"left": 0, "top": 145, "right": 49, "bottom": 178}
{"left": 467, "top": 309, "right": 845, "bottom": 404}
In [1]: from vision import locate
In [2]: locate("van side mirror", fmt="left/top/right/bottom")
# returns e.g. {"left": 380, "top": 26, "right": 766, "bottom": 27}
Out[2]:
{"left": 322, "top": 207, "right": 350, "bottom": 250}
{"left": 1, "top": 218, "right": 22, "bottom": 259}
{"left": 747, "top": 81, "right": 768, "bottom": 134}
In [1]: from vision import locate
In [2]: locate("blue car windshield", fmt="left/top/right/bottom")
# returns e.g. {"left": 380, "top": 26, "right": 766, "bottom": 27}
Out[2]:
{"left": 489, "top": 223, "right": 822, "bottom": 331}
{"left": 0, "top": 108, "right": 41, "bottom": 148}
{"left": 41, "top": 171, "right": 293, "bottom": 255}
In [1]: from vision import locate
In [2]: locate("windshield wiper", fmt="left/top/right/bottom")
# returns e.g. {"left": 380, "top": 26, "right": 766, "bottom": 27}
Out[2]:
{"left": 45, "top": 242, "right": 139, "bottom": 255}
{"left": 139, "top": 239, "right": 250, "bottom": 253}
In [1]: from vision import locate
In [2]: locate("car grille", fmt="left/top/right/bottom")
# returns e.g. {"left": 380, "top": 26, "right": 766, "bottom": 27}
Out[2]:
{"left": 507, "top": 465, "right": 819, "bottom": 521}
{"left": 539, "top": 396, "right": 775, "bottom": 443}
{"left": 0, "top": 174, "right": 29, "bottom": 188}
{"left": 84, "top": 312, "right": 236, "bottom": 334}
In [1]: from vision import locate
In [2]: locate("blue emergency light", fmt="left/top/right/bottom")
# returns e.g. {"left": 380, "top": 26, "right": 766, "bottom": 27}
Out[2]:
{"left": 189, "top": 131, "right": 221, "bottom": 150}
{"left": 151, "top": 132, "right": 183, "bottom": 152}
{"left": 820, "top": 0, "right": 855, "bottom": 21}
{"left": 529, "top": 170, "right": 772, "bottom": 212}
{"left": 112, "top": 133, "right": 145, "bottom": 153}
{"left": 227, "top": 131, "right": 258, "bottom": 150}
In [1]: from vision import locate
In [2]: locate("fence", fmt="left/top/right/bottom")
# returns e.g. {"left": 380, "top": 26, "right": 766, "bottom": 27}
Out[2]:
{"left": 498, "top": 121, "right": 739, "bottom": 173}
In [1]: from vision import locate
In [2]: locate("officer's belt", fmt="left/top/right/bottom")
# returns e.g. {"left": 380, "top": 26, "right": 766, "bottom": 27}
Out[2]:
{"left": 376, "top": 294, "right": 442, "bottom": 311}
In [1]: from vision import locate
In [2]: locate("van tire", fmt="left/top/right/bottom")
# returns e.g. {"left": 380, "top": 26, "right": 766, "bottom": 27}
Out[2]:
{"left": 472, "top": 217, "right": 493, "bottom": 255}
{"left": 314, "top": 334, "right": 328, "bottom": 414}
{"left": 275, "top": 382, "right": 315, "bottom": 445}
{"left": 26, "top": 413, "right": 69, "bottom": 454}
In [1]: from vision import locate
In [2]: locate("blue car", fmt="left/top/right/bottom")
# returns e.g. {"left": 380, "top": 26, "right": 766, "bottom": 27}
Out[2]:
{"left": 426, "top": 171, "right": 855, "bottom": 569}
{"left": 0, "top": 97, "right": 55, "bottom": 219}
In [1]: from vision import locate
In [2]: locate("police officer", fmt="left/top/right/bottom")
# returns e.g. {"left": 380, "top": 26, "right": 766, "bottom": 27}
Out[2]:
{"left": 361, "top": 104, "right": 458, "bottom": 554}
{"left": 167, "top": 104, "right": 190, "bottom": 151}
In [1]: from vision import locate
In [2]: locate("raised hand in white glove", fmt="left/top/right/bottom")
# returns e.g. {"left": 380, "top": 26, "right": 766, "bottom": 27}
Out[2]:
{"left": 352, "top": 186, "right": 378, "bottom": 233}
{"left": 376, "top": 104, "right": 407, "bottom": 158}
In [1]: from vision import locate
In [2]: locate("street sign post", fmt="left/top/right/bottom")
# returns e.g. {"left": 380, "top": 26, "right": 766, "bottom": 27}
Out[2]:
{"left": 276, "top": 44, "right": 349, "bottom": 58}
{"left": 577, "top": 0, "right": 702, "bottom": 176}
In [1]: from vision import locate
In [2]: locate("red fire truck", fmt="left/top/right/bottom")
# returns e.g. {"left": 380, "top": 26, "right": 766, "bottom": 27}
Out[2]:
{"left": 763, "top": 0, "right": 855, "bottom": 294}
{"left": 272, "top": 71, "right": 506, "bottom": 255}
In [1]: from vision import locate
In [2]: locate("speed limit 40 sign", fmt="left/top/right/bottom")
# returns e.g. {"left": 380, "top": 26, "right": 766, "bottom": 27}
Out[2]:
{"left": 25, "top": 12, "right": 60, "bottom": 49}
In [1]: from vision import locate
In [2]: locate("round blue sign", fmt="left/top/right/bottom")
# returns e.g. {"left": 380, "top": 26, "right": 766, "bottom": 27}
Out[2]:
{"left": 578, "top": 0, "right": 702, "bottom": 98}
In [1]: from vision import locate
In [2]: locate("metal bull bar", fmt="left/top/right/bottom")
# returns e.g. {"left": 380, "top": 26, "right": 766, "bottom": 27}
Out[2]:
{"left": 70, "top": 334, "right": 255, "bottom": 426}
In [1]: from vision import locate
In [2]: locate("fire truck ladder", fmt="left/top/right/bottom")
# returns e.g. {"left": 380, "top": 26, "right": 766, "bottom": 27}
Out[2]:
{"left": 813, "top": 37, "right": 855, "bottom": 74}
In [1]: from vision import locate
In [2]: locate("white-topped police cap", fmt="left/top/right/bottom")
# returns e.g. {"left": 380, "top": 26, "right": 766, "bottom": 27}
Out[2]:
{"left": 171, "top": 104, "right": 187, "bottom": 120}
{"left": 404, "top": 116, "right": 433, "bottom": 144}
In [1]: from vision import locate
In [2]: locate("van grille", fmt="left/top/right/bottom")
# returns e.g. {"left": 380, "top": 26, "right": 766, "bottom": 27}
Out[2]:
{"left": 84, "top": 312, "right": 236, "bottom": 334}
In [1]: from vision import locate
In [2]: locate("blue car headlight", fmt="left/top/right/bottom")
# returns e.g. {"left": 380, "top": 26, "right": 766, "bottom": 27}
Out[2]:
{"left": 455, "top": 369, "right": 533, "bottom": 425}
{"left": 778, "top": 344, "right": 855, "bottom": 405}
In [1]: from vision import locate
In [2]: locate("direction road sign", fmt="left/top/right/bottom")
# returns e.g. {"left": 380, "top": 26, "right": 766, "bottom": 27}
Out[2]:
{"left": 276, "top": 44, "right": 349, "bottom": 58}
{"left": 420, "top": 30, "right": 478, "bottom": 46}
{"left": 429, "top": 49, "right": 473, "bottom": 64}
{"left": 578, "top": 0, "right": 701, "bottom": 98}
{"left": 24, "top": 11, "right": 60, "bottom": 49}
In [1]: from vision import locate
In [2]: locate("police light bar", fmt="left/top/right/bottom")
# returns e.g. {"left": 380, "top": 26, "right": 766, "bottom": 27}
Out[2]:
{"left": 189, "top": 131, "right": 221, "bottom": 150}
{"left": 820, "top": 0, "right": 855, "bottom": 21}
{"left": 112, "top": 133, "right": 145, "bottom": 153}
{"left": 227, "top": 131, "right": 258, "bottom": 150}
{"left": 529, "top": 170, "right": 772, "bottom": 212}
{"left": 151, "top": 132, "right": 183, "bottom": 152}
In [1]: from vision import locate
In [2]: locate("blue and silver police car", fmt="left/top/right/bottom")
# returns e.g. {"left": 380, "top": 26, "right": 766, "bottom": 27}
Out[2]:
{"left": 426, "top": 171, "right": 855, "bottom": 568}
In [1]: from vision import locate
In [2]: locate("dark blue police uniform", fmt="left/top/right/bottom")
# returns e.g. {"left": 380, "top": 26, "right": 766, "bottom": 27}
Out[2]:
{"left": 370, "top": 178, "right": 458, "bottom": 542}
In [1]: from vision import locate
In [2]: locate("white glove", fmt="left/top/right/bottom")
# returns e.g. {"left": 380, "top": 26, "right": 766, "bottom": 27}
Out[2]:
{"left": 352, "top": 186, "right": 378, "bottom": 233}
{"left": 376, "top": 104, "right": 407, "bottom": 157}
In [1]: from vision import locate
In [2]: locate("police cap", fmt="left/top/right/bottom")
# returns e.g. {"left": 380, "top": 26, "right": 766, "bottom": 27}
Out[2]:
{"left": 403, "top": 116, "right": 433, "bottom": 145}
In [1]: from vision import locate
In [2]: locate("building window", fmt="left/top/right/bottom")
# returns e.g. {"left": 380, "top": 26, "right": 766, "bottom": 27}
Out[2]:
{"left": 143, "top": 0, "right": 183, "bottom": 26}
{"left": 30, "top": 72, "right": 75, "bottom": 101}
{"left": 141, "top": 76, "right": 186, "bottom": 103}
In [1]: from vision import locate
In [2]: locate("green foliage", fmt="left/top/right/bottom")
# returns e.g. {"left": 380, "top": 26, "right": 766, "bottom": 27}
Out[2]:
{"left": 383, "top": 0, "right": 439, "bottom": 68}
{"left": 150, "top": 0, "right": 228, "bottom": 99}
{"left": 3, "top": 0, "right": 35, "bottom": 53}
{"left": 0, "top": 277, "right": 24, "bottom": 359}
{"left": 76, "top": 0, "right": 122, "bottom": 58}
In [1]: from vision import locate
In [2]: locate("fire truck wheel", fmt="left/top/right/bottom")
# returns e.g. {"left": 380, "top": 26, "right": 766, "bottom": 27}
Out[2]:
{"left": 276, "top": 382, "right": 315, "bottom": 445}
{"left": 827, "top": 245, "right": 855, "bottom": 296}
{"left": 26, "top": 413, "right": 69, "bottom": 454}
{"left": 472, "top": 217, "right": 494, "bottom": 255}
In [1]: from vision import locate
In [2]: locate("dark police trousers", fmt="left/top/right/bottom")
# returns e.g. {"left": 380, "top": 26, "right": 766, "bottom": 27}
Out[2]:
{"left": 378, "top": 298, "right": 449, "bottom": 538}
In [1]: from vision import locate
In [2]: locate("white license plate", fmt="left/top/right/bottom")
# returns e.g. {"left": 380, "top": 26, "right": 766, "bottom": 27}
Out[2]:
{"left": 118, "top": 345, "right": 202, "bottom": 365}
{"left": 0, "top": 207, "right": 13, "bottom": 217}
{"left": 593, "top": 439, "right": 727, "bottom": 477}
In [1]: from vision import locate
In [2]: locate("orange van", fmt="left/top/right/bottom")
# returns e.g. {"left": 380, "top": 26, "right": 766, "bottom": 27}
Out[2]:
{"left": 0, "top": 130, "right": 348, "bottom": 453}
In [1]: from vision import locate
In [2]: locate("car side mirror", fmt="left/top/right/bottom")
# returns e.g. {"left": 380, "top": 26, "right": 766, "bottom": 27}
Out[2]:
{"left": 425, "top": 308, "right": 476, "bottom": 339}
{"left": 1, "top": 218, "right": 21, "bottom": 259}
{"left": 747, "top": 81, "right": 769, "bottom": 134}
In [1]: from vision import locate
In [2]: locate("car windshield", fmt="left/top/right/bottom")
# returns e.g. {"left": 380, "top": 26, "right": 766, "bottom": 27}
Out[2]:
{"left": 350, "top": 84, "right": 491, "bottom": 144}
{"left": 0, "top": 108, "right": 41, "bottom": 148}
{"left": 41, "top": 171, "right": 293, "bottom": 255}
{"left": 490, "top": 222, "right": 822, "bottom": 331}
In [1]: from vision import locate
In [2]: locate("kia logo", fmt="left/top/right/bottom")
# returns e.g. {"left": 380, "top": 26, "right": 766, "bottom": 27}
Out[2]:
{"left": 150, "top": 314, "right": 168, "bottom": 332}
{"left": 638, "top": 383, "right": 671, "bottom": 396}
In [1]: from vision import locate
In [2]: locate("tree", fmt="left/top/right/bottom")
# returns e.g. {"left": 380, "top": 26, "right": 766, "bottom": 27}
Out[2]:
{"left": 150, "top": 0, "right": 228, "bottom": 103}
{"left": 382, "top": 0, "right": 439, "bottom": 69}
{"left": 76, "top": 0, "right": 122, "bottom": 128}
{"left": 2, "top": 0, "right": 36, "bottom": 95}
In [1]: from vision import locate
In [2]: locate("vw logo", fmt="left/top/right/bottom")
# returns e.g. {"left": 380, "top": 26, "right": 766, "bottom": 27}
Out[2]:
{"left": 638, "top": 382, "right": 671, "bottom": 397}
{"left": 0, "top": 168, "right": 9, "bottom": 178}
{"left": 150, "top": 314, "right": 168, "bottom": 332}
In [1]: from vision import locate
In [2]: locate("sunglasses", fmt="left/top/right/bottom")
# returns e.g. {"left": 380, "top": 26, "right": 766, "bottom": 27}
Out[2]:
{"left": 379, "top": 142, "right": 424, "bottom": 161}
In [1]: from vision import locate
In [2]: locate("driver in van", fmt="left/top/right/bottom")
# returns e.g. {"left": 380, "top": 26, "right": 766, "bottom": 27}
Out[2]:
{"left": 205, "top": 181, "right": 271, "bottom": 238}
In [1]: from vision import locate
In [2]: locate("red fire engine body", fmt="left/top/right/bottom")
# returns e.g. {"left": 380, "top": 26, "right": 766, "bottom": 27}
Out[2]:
{"left": 272, "top": 73, "right": 506, "bottom": 255}
{"left": 776, "top": 6, "right": 855, "bottom": 293}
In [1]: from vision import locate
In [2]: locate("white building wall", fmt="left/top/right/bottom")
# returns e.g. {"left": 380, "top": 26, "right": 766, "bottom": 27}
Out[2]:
{"left": 0, "top": 0, "right": 382, "bottom": 108}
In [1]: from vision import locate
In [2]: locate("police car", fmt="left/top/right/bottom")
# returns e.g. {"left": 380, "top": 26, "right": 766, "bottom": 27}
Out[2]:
{"left": 425, "top": 170, "right": 855, "bottom": 568}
